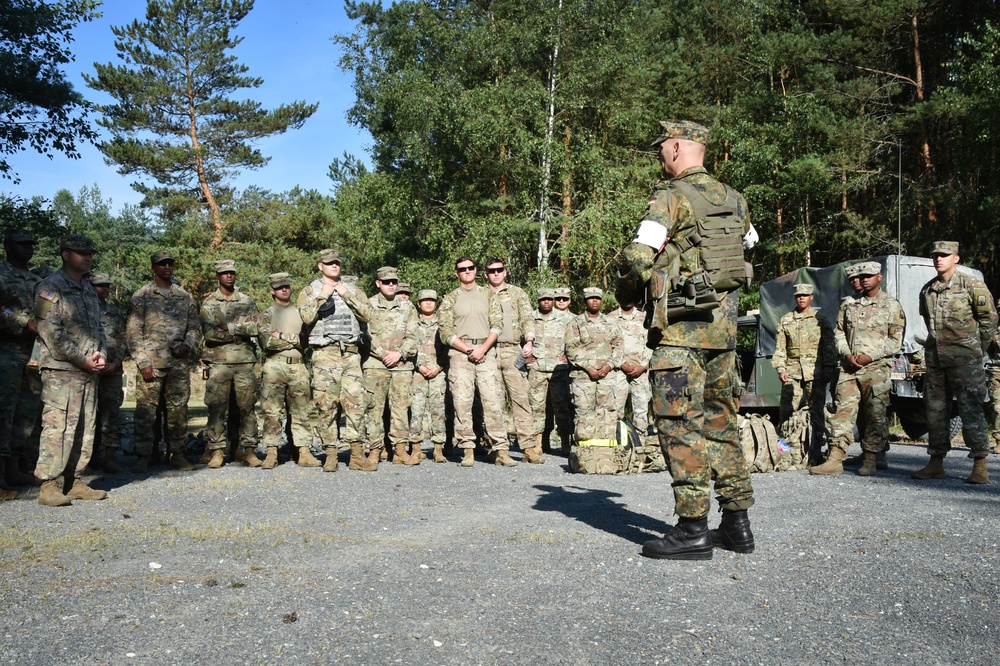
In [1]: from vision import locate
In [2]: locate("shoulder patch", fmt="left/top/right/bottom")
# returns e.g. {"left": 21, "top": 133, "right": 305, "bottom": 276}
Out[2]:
{"left": 38, "top": 290, "right": 58, "bottom": 303}
{"left": 978, "top": 295, "right": 987, "bottom": 308}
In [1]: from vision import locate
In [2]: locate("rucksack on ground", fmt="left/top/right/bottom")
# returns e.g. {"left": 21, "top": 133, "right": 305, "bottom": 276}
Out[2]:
{"left": 778, "top": 406, "right": 813, "bottom": 469}
{"left": 569, "top": 419, "right": 666, "bottom": 474}
{"left": 740, "top": 413, "right": 796, "bottom": 473}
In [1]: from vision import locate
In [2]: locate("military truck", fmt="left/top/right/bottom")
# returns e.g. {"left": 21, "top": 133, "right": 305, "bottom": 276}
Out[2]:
{"left": 737, "top": 254, "right": 983, "bottom": 439}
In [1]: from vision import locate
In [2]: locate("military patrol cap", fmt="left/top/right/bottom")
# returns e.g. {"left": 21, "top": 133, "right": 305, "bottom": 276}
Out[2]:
{"left": 856, "top": 261, "right": 882, "bottom": 277}
{"left": 60, "top": 234, "right": 95, "bottom": 252}
{"left": 417, "top": 289, "right": 438, "bottom": 302}
{"left": 537, "top": 288, "right": 556, "bottom": 301}
{"left": 214, "top": 259, "right": 236, "bottom": 274}
{"left": 151, "top": 249, "right": 174, "bottom": 264}
{"left": 793, "top": 283, "right": 814, "bottom": 296}
{"left": 930, "top": 240, "right": 959, "bottom": 256}
{"left": 269, "top": 272, "right": 291, "bottom": 289}
{"left": 651, "top": 120, "right": 710, "bottom": 147}
{"left": 318, "top": 248, "right": 341, "bottom": 264}
{"left": 90, "top": 272, "right": 112, "bottom": 286}
{"left": 582, "top": 287, "right": 604, "bottom": 300}
{"left": 555, "top": 287, "right": 572, "bottom": 299}
{"left": 343, "top": 275, "right": 359, "bottom": 284}
{"left": 397, "top": 282, "right": 411, "bottom": 295}
{"left": 4, "top": 228, "right": 35, "bottom": 243}
{"left": 376, "top": 266, "right": 399, "bottom": 281}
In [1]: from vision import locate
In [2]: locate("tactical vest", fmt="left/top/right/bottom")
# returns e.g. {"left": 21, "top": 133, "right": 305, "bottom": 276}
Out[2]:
{"left": 306, "top": 280, "right": 361, "bottom": 347}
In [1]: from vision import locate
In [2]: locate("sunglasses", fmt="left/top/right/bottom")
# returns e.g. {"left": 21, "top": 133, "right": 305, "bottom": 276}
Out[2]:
{"left": 485, "top": 267, "right": 505, "bottom": 275}
{"left": 381, "top": 279, "right": 399, "bottom": 285}
{"left": 321, "top": 261, "right": 341, "bottom": 266}
{"left": 555, "top": 297, "right": 570, "bottom": 301}
{"left": 456, "top": 265, "right": 476, "bottom": 273}
{"left": 273, "top": 285, "right": 291, "bottom": 290}
{"left": 155, "top": 260, "right": 175, "bottom": 266}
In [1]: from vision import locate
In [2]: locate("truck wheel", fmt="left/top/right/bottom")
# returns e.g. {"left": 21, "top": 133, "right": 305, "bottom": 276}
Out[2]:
{"left": 898, "top": 414, "right": 962, "bottom": 441}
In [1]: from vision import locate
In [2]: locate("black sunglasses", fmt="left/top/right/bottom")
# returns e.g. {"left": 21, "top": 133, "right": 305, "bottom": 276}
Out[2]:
{"left": 155, "top": 260, "right": 175, "bottom": 266}
{"left": 381, "top": 279, "right": 399, "bottom": 285}
{"left": 456, "top": 265, "right": 476, "bottom": 273}
{"left": 485, "top": 267, "right": 505, "bottom": 274}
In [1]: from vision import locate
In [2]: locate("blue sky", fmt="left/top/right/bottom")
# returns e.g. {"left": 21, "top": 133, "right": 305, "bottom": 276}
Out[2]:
{"left": 4, "top": 1, "right": 371, "bottom": 212}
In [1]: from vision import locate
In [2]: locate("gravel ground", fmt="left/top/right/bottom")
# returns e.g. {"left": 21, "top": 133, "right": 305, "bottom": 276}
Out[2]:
{"left": 2, "top": 442, "right": 998, "bottom": 665}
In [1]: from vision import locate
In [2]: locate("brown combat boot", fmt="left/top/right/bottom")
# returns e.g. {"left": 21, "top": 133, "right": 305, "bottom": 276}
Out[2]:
{"left": 857, "top": 451, "right": 878, "bottom": 477}
{"left": 65, "top": 477, "right": 107, "bottom": 501}
{"left": 432, "top": 443, "right": 447, "bottom": 463}
{"left": 380, "top": 447, "right": 389, "bottom": 461}
{"left": 102, "top": 449, "right": 122, "bottom": 474}
{"left": 393, "top": 443, "right": 418, "bottom": 466}
{"left": 323, "top": 446, "right": 339, "bottom": 472}
{"left": 967, "top": 457, "right": 989, "bottom": 484}
{"left": 409, "top": 442, "right": 424, "bottom": 463}
{"left": 460, "top": 448, "right": 475, "bottom": 467}
{"left": 242, "top": 447, "right": 262, "bottom": 468}
{"left": 523, "top": 446, "right": 544, "bottom": 464}
{"left": 349, "top": 443, "right": 378, "bottom": 471}
{"left": 911, "top": 455, "right": 946, "bottom": 480}
{"left": 809, "top": 447, "right": 846, "bottom": 475}
{"left": 169, "top": 451, "right": 194, "bottom": 471}
{"left": 199, "top": 449, "right": 212, "bottom": 464}
{"left": 38, "top": 478, "right": 71, "bottom": 506}
{"left": 993, "top": 439, "right": 1000, "bottom": 455}
{"left": 207, "top": 449, "right": 225, "bottom": 469}
{"left": 261, "top": 447, "right": 279, "bottom": 469}
{"left": 297, "top": 446, "right": 321, "bottom": 467}
{"left": 492, "top": 450, "right": 518, "bottom": 467}
{"left": 367, "top": 447, "right": 382, "bottom": 469}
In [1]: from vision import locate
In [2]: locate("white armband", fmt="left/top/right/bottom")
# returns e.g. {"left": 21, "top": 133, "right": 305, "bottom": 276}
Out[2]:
{"left": 742, "top": 222, "right": 759, "bottom": 250}
{"left": 632, "top": 220, "right": 668, "bottom": 250}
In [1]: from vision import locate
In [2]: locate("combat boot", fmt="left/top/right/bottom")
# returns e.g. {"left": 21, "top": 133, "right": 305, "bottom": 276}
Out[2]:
{"left": 843, "top": 452, "right": 863, "bottom": 467}
{"left": 261, "top": 447, "right": 279, "bottom": 469}
{"left": 967, "top": 457, "right": 989, "bottom": 484}
{"left": 2, "top": 455, "right": 36, "bottom": 487}
{"left": 65, "top": 477, "right": 107, "bottom": 501}
{"left": 911, "top": 455, "right": 946, "bottom": 480}
{"left": 711, "top": 509, "right": 755, "bottom": 554}
{"left": 323, "top": 446, "right": 339, "bottom": 473}
{"left": 993, "top": 439, "right": 1000, "bottom": 455}
{"left": 432, "top": 443, "right": 447, "bottom": 463}
{"left": 492, "top": 450, "right": 518, "bottom": 467}
{"left": 38, "top": 478, "right": 71, "bottom": 507}
{"left": 560, "top": 435, "right": 572, "bottom": 456}
{"left": 169, "top": 451, "right": 194, "bottom": 471}
{"left": 134, "top": 455, "right": 150, "bottom": 474}
{"left": 410, "top": 442, "right": 425, "bottom": 462}
{"left": 460, "top": 449, "right": 475, "bottom": 467}
{"left": 198, "top": 449, "right": 213, "bottom": 464}
{"left": 522, "top": 446, "right": 544, "bottom": 464}
{"left": 102, "top": 449, "right": 122, "bottom": 474}
{"left": 642, "top": 517, "right": 713, "bottom": 560}
{"left": 857, "top": 451, "right": 878, "bottom": 477}
{"left": 808, "top": 447, "right": 846, "bottom": 475}
{"left": 349, "top": 443, "right": 378, "bottom": 471}
{"left": 207, "top": 449, "right": 225, "bottom": 469}
{"left": 380, "top": 447, "right": 388, "bottom": 461}
{"left": 367, "top": 447, "right": 381, "bottom": 469}
{"left": 393, "top": 443, "right": 418, "bottom": 466}
{"left": 9, "top": 454, "right": 40, "bottom": 485}
{"left": 297, "top": 446, "right": 321, "bottom": 467}
{"left": 242, "top": 447, "right": 262, "bottom": 468}
{"left": 233, "top": 446, "right": 246, "bottom": 463}
{"left": 0, "top": 486, "right": 15, "bottom": 500}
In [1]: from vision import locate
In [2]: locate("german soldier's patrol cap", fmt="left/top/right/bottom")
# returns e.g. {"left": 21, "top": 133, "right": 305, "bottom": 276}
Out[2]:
{"left": 651, "top": 120, "right": 710, "bottom": 146}
{"left": 417, "top": 289, "right": 438, "bottom": 302}
{"left": 151, "top": 249, "right": 174, "bottom": 264}
{"left": 930, "top": 241, "right": 959, "bottom": 256}
{"left": 582, "top": 287, "right": 604, "bottom": 300}
{"left": 214, "top": 259, "right": 236, "bottom": 274}
{"left": 61, "top": 234, "right": 95, "bottom": 252}
{"left": 319, "top": 249, "right": 341, "bottom": 264}
{"left": 89, "top": 272, "right": 112, "bottom": 286}
{"left": 269, "top": 272, "right": 291, "bottom": 289}
{"left": 4, "top": 228, "right": 35, "bottom": 243}
{"left": 793, "top": 283, "right": 814, "bottom": 296}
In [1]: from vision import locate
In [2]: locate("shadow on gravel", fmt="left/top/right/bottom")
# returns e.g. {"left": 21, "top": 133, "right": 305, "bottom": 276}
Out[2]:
{"left": 532, "top": 484, "right": 672, "bottom": 545}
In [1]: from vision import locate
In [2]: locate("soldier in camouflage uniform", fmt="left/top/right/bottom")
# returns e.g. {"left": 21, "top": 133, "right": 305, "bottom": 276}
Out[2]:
{"left": 484, "top": 258, "right": 541, "bottom": 463}
{"left": 258, "top": 272, "right": 316, "bottom": 470}
{"left": 335, "top": 266, "right": 419, "bottom": 466}
{"left": 396, "top": 282, "right": 412, "bottom": 302}
{"left": 438, "top": 257, "right": 515, "bottom": 467}
{"left": 809, "top": 261, "right": 905, "bottom": 477}
{"left": 565, "top": 288, "right": 625, "bottom": 443}
{"left": 989, "top": 324, "right": 1000, "bottom": 454}
{"left": 610, "top": 301, "right": 653, "bottom": 438}
{"left": 126, "top": 250, "right": 203, "bottom": 472}
{"left": 33, "top": 235, "right": 108, "bottom": 506}
{"left": 554, "top": 287, "right": 573, "bottom": 314}
{"left": 911, "top": 242, "right": 998, "bottom": 484}
{"left": 298, "top": 249, "right": 374, "bottom": 471}
{"left": 525, "top": 288, "right": 574, "bottom": 455}
{"left": 0, "top": 229, "right": 43, "bottom": 496}
{"left": 89, "top": 273, "right": 126, "bottom": 474}
{"left": 199, "top": 260, "right": 261, "bottom": 469}
{"left": 618, "top": 120, "right": 758, "bottom": 560}
{"left": 410, "top": 290, "right": 448, "bottom": 462}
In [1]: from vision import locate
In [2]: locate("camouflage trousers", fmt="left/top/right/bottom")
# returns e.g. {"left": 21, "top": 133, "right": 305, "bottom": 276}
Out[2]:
{"left": 364, "top": 367, "right": 412, "bottom": 451}
{"left": 447, "top": 348, "right": 507, "bottom": 450}
{"left": 496, "top": 345, "right": 535, "bottom": 443}
{"left": 569, "top": 369, "right": 626, "bottom": 441}
{"left": 527, "top": 368, "right": 573, "bottom": 442}
{"left": 97, "top": 372, "right": 124, "bottom": 450}
{"left": 204, "top": 362, "right": 259, "bottom": 451}
{"left": 828, "top": 367, "right": 891, "bottom": 454}
{"left": 622, "top": 370, "right": 652, "bottom": 433}
{"left": 35, "top": 369, "right": 97, "bottom": 481}
{"left": 650, "top": 347, "right": 753, "bottom": 519}
{"left": 260, "top": 356, "right": 314, "bottom": 449}
{"left": 134, "top": 365, "right": 191, "bottom": 456}
{"left": 410, "top": 371, "right": 446, "bottom": 445}
{"left": 926, "top": 362, "right": 991, "bottom": 459}
{"left": 987, "top": 365, "right": 1000, "bottom": 445}
{"left": 311, "top": 347, "right": 365, "bottom": 451}
{"left": 0, "top": 345, "right": 41, "bottom": 459}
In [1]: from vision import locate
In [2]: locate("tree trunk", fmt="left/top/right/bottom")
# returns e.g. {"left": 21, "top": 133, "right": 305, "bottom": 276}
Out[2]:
{"left": 185, "top": 52, "right": 222, "bottom": 249}
{"left": 536, "top": 0, "right": 562, "bottom": 270}
{"left": 911, "top": 13, "right": 937, "bottom": 226}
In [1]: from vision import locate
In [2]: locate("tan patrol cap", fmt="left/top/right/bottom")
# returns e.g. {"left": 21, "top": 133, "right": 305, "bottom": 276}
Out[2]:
{"left": 151, "top": 249, "right": 174, "bottom": 264}
{"left": 269, "top": 272, "right": 291, "bottom": 289}
{"left": 319, "top": 249, "right": 341, "bottom": 264}
{"left": 793, "top": 283, "right": 814, "bottom": 296}
{"left": 537, "top": 288, "right": 556, "bottom": 300}
{"left": 397, "top": 282, "right": 411, "bottom": 295}
{"left": 417, "top": 289, "right": 438, "bottom": 302}
{"left": 90, "top": 272, "right": 112, "bottom": 285}
{"left": 930, "top": 241, "right": 959, "bottom": 256}
{"left": 555, "top": 287, "right": 571, "bottom": 299}
{"left": 856, "top": 261, "right": 882, "bottom": 277}
{"left": 376, "top": 266, "right": 399, "bottom": 281}
{"left": 651, "top": 120, "right": 710, "bottom": 146}
{"left": 214, "top": 259, "right": 236, "bottom": 274}
{"left": 582, "top": 287, "right": 603, "bottom": 300}
{"left": 61, "top": 234, "right": 95, "bottom": 252}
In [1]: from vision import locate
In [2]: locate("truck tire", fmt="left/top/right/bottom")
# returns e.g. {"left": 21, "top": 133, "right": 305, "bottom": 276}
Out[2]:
{"left": 898, "top": 414, "right": 962, "bottom": 442}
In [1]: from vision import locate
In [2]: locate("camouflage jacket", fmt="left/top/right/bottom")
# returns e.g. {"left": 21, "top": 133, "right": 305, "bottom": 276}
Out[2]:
{"left": 438, "top": 285, "right": 503, "bottom": 348}
{"left": 0, "top": 261, "right": 41, "bottom": 351}
{"left": 610, "top": 307, "right": 652, "bottom": 368}
{"left": 296, "top": 278, "right": 365, "bottom": 347}
{"left": 126, "top": 281, "right": 202, "bottom": 371}
{"left": 920, "top": 271, "right": 998, "bottom": 369}
{"left": 414, "top": 313, "right": 448, "bottom": 373}
{"left": 835, "top": 289, "right": 905, "bottom": 377}
{"left": 565, "top": 312, "right": 624, "bottom": 376}
{"left": 101, "top": 300, "right": 127, "bottom": 372}
{"left": 35, "top": 269, "right": 105, "bottom": 372}
{"left": 340, "top": 289, "right": 418, "bottom": 371}
{"left": 259, "top": 302, "right": 306, "bottom": 359}
{"left": 528, "top": 309, "right": 572, "bottom": 373}
{"left": 200, "top": 288, "right": 259, "bottom": 364}
{"left": 772, "top": 307, "right": 834, "bottom": 382}
{"left": 491, "top": 283, "right": 537, "bottom": 345}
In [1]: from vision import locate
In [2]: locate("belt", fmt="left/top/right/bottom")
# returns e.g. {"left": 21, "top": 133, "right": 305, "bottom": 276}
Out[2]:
{"left": 462, "top": 338, "right": 486, "bottom": 345}
{"left": 267, "top": 355, "right": 303, "bottom": 364}
{"left": 315, "top": 343, "right": 359, "bottom": 354}
{"left": 497, "top": 341, "right": 521, "bottom": 348}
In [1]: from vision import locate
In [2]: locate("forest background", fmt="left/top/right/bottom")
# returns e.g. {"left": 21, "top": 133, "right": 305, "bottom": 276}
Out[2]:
{"left": 3, "top": 0, "right": 1000, "bottom": 313}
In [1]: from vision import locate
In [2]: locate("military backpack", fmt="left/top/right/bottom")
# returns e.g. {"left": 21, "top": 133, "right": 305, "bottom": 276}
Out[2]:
{"left": 740, "top": 413, "right": 797, "bottom": 473}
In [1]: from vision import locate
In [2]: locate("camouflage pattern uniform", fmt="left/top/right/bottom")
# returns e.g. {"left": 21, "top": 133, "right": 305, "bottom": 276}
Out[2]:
{"left": 438, "top": 285, "right": 508, "bottom": 451}
{"left": 0, "top": 258, "right": 42, "bottom": 464}
{"left": 610, "top": 306, "right": 653, "bottom": 432}
{"left": 126, "top": 280, "right": 202, "bottom": 458}
{"left": 527, "top": 300, "right": 574, "bottom": 449}
{"left": 200, "top": 286, "right": 260, "bottom": 453}
{"left": 618, "top": 166, "right": 754, "bottom": 519}
{"left": 920, "top": 270, "right": 997, "bottom": 459}
{"left": 491, "top": 283, "right": 537, "bottom": 445}
{"left": 259, "top": 297, "right": 314, "bottom": 450}
{"left": 987, "top": 295, "right": 1000, "bottom": 452}
{"left": 339, "top": 284, "right": 418, "bottom": 454}
{"left": 772, "top": 302, "right": 836, "bottom": 441}
{"left": 410, "top": 307, "right": 448, "bottom": 447}
{"left": 96, "top": 286, "right": 126, "bottom": 455}
{"left": 564, "top": 302, "right": 625, "bottom": 441}
{"left": 830, "top": 286, "right": 905, "bottom": 455}
{"left": 297, "top": 278, "right": 366, "bottom": 451}
{"left": 34, "top": 268, "right": 105, "bottom": 480}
